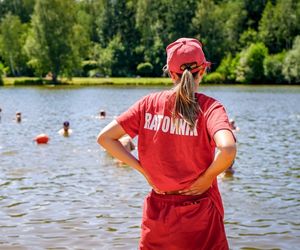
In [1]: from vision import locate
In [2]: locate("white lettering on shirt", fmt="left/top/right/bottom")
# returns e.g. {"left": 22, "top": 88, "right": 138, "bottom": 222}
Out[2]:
{"left": 144, "top": 112, "right": 198, "bottom": 136}
{"left": 144, "top": 113, "right": 152, "bottom": 129}
{"left": 161, "top": 116, "right": 170, "bottom": 132}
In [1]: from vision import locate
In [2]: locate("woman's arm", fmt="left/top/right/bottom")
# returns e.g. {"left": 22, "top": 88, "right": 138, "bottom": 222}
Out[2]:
{"left": 97, "top": 120, "right": 163, "bottom": 193}
{"left": 180, "top": 129, "right": 236, "bottom": 195}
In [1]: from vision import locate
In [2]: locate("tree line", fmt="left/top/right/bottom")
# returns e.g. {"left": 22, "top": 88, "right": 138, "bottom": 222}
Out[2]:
{"left": 0, "top": 0, "right": 299, "bottom": 84}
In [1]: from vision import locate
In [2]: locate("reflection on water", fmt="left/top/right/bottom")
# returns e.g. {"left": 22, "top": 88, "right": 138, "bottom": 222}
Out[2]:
{"left": 0, "top": 85, "right": 300, "bottom": 249}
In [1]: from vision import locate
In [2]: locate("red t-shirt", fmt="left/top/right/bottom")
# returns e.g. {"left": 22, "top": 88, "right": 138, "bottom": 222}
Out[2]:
{"left": 117, "top": 90, "right": 233, "bottom": 217}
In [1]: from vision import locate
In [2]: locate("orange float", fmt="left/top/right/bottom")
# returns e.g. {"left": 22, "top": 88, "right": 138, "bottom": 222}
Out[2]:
{"left": 35, "top": 134, "right": 49, "bottom": 144}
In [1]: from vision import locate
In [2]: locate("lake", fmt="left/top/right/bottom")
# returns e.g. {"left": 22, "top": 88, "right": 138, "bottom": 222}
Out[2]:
{"left": 0, "top": 85, "right": 299, "bottom": 250}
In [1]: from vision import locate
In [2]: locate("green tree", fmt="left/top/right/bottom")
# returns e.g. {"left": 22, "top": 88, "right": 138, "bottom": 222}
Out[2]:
{"left": 258, "top": 2, "right": 276, "bottom": 52}
{"left": 93, "top": 35, "right": 125, "bottom": 76}
{"left": 136, "top": 0, "right": 200, "bottom": 76}
{"left": 25, "top": 0, "right": 87, "bottom": 82}
{"left": 216, "top": 53, "right": 240, "bottom": 83}
{"left": 236, "top": 43, "right": 268, "bottom": 83}
{"left": 0, "top": 0, "right": 35, "bottom": 23}
{"left": 95, "top": 0, "right": 115, "bottom": 47}
{"left": 239, "top": 28, "right": 259, "bottom": 49}
{"left": 243, "top": 0, "right": 270, "bottom": 29}
{"left": 77, "top": 0, "right": 103, "bottom": 43}
{"left": 263, "top": 52, "right": 286, "bottom": 84}
{"left": 0, "top": 13, "right": 28, "bottom": 76}
{"left": 222, "top": 1, "right": 247, "bottom": 52}
{"left": 192, "top": 0, "right": 246, "bottom": 68}
{"left": 191, "top": 0, "right": 221, "bottom": 64}
{"left": 163, "top": 0, "right": 198, "bottom": 42}
{"left": 136, "top": 0, "right": 166, "bottom": 76}
{"left": 282, "top": 36, "right": 300, "bottom": 84}
{"left": 94, "top": 0, "right": 142, "bottom": 76}
{"left": 259, "top": 0, "right": 299, "bottom": 53}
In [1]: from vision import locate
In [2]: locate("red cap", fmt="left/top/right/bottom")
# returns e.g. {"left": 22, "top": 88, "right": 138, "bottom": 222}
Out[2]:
{"left": 166, "top": 38, "right": 210, "bottom": 74}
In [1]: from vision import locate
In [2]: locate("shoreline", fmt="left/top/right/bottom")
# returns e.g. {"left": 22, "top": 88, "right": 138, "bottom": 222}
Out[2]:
{"left": 1, "top": 77, "right": 300, "bottom": 87}
{"left": 1, "top": 77, "right": 172, "bottom": 86}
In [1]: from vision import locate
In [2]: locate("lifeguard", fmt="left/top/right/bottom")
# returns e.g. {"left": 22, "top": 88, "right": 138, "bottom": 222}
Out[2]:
{"left": 97, "top": 38, "right": 236, "bottom": 250}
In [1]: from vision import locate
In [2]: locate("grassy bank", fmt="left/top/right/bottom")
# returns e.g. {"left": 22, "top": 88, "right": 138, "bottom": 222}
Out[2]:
{"left": 2, "top": 77, "right": 172, "bottom": 86}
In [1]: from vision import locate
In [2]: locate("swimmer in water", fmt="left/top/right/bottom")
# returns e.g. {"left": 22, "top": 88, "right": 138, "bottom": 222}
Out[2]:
{"left": 119, "top": 134, "right": 135, "bottom": 153}
{"left": 114, "top": 135, "right": 136, "bottom": 166}
{"left": 99, "top": 110, "right": 106, "bottom": 119}
{"left": 58, "top": 121, "right": 73, "bottom": 137}
{"left": 16, "top": 112, "right": 21, "bottom": 123}
{"left": 229, "top": 119, "right": 240, "bottom": 133}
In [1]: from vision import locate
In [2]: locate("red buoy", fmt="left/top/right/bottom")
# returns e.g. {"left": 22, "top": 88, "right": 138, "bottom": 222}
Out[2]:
{"left": 35, "top": 134, "right": 49, "bottom": 144}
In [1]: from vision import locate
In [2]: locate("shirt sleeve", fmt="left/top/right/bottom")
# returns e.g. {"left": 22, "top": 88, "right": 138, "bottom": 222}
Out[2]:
{"left": 205, "top": 101, "right": 236, "bottom": 143}
{"left": 116, "top": 97, "right": 145, "bottom": 138}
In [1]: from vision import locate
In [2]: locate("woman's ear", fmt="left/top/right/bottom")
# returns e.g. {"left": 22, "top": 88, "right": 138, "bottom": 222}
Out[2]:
{"left": 169, "top": 71, "right": 179, "bottom": 81}
{"left": 194, "top": 67, "right": 206, "bottom": 82}
{"left": 198, "top": 67, "right": 206, "bottom": 77}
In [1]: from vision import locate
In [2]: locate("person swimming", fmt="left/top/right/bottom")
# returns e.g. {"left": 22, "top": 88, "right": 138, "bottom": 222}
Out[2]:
{"left": 114, "top": 135, "right": 136, "bottom": 166}
{"left": 58, "top": 121, "right": 73, "bottom": 137}
{"left": 229, "top": 118, "right": 240, "bottom": 133}
{"left": 119, "top": 134, "right": 135, "bottom": 153}
{"left": 16, "top": 112, "right": 22, "bottom": 123}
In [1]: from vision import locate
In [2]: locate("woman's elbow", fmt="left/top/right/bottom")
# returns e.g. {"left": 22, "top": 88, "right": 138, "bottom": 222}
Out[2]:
{"left": 219, "top": 144, "right": 237, "bottom": 159}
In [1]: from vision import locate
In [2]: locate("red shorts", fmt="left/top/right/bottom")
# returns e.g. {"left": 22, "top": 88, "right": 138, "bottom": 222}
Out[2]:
{"left": 139, "top": 191, "right": 229, "bottom": 250}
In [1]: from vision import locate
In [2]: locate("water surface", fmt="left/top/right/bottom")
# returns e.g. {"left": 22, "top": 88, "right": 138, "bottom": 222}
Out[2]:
{"left": 0, "top": 85, "right": 299, "bottom": 249}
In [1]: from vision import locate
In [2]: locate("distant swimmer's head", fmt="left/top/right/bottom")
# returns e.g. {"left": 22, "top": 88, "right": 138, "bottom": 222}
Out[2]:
{"left": 229, "top": 118, "right": 235, "bottom": 127}
{"left": 99, "top": 110, "right": 106, "bottom": 119}
{"left": 63, "top": 121, "right": 70, "bottom": 129}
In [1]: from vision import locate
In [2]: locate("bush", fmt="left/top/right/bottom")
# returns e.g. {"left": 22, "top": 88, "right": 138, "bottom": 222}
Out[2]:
{"left": 14, "top": 79, "right": 44, "bottom": 85}
{"left": 94, "top": 35, "right": 125, "bottom": 77}
{"left": 263, "top": 52, "right": 286, "bottom": 84}
{"left": 216, "top": 53, "right": 240, "bottom": 83}
{"left": 239, "top": 29, "right": 259, "bottom": 49}
{"left": 236, "top": 43, "right": 268, "bottom": 83}
{"left": 203, "top": 72, "right": 225, "bottom": 84}
{"left": 282, "top": 36, "right": 300, "bottom": 84}
{"left": 136, "top": 62, "right": 154, "bottom": 76}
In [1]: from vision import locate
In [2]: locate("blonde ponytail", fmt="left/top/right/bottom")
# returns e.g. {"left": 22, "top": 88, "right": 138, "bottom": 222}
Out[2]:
{"left": 173, "top": 69, "right": 200, "bottom": 129}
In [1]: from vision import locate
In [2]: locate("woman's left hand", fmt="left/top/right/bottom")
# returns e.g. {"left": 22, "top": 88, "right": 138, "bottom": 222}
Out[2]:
{"left": 179, "top": 173, "right": 213, "bottom": 195}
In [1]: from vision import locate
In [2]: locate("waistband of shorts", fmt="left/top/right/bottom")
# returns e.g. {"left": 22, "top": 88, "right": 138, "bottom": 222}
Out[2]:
{"left": 149, "top": 189, "right": 209, "bottom": 203}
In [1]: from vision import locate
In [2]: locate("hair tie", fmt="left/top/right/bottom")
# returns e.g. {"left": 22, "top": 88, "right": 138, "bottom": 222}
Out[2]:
{"left": 185, "top": 65, "right": 192, "bottom": 71}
